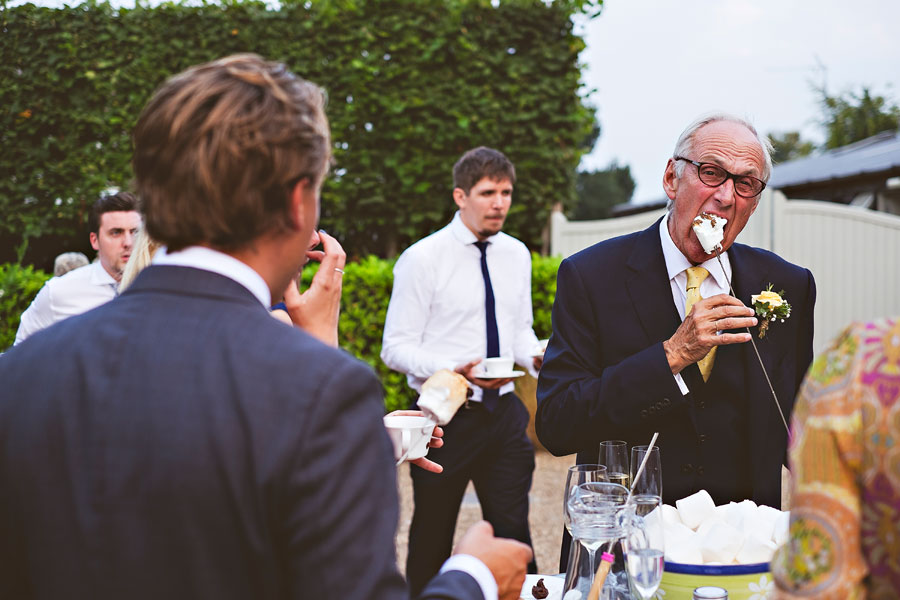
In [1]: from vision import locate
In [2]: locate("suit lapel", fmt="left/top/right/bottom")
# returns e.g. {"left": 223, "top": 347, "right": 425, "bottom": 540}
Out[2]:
{"left": 624, "top": 219, "right": 682, "bottom": 345}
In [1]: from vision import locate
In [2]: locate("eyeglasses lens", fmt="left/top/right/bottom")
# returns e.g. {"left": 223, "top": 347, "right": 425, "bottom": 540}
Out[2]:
{"left": 696, "top": 163, "right": 762, "bottom": 198}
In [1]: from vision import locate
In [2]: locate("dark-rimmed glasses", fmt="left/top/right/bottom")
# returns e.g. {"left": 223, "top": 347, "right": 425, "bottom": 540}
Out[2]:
{"left": 674, "top": 156, "right": 766, "bottom": 198}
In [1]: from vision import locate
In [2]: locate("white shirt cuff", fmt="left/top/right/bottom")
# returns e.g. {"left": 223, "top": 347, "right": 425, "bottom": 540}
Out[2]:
{"left": 440, "top": 554, "right": 498, "bottom": 600}
{"left": 674, "top": 372, "right": 690, "bottom": 396}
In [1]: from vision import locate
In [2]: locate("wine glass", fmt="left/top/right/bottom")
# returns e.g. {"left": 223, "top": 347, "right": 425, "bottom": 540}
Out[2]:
{"left": 630, "top": 445, "right": 662, "bottom": 499}
{"left": 563, "top": 464, "right": 608, "bottom": 534}
{"left": 567, "top": 481, "right": 629, "bottom": 587}
{"left": 623, "top": 495, "right": 665, "bottom": 600}
{"left": 599, "top": 440, "right": 630, "bottom": 488}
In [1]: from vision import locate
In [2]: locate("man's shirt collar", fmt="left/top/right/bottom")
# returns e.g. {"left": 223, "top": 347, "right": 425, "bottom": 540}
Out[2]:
{"left": 153, "top": 246, "right": 272, "bottom": 307}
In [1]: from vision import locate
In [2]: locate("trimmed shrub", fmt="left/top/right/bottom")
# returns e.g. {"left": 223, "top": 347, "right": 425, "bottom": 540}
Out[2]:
{"left": 1, "top": 0, "right": 596, "bottom": 268}
{"left": 0, "top": 263, "right": 51, "bottom": 351}
{"left": 1, "top": 253, "right": 561, "bottom": 408}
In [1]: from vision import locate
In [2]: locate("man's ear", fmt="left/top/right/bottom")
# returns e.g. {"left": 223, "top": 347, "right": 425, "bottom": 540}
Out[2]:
{"left": 89, "top": 232, "right": 100, "bottom": 251}
{"left": 662, "top": 158, "right": 678, "bottom": 201}
{"left": 288, "top": 178, "right": 311, "bottom": 231}
{"left": 452, "top": 187, "right": 466, "bottom": 210}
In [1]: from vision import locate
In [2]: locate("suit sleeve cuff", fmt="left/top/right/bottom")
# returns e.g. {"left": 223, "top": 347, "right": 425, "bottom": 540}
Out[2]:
{"left": 440, "top": 554, "right": 498, "bottom": 600}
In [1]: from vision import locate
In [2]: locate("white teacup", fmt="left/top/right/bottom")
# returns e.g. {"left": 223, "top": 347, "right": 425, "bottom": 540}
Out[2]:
{"left": 481, "top": 357, "right": 514, "bottom": 376}
{"left": 383, "top": 415, "right": 434, "bottom": 461}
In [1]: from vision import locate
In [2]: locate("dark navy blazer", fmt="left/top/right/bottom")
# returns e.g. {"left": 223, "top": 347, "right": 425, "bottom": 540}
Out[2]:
{"left": 536, "top": 218, "right": 816, "bottom": 509}
{"left": 0, "top": 265, "right": 483, "bottom": 600}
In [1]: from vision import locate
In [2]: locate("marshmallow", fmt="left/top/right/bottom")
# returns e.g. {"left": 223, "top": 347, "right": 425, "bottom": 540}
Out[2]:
{"left": 699, "top": 521, "right": 745, "bottom": 564}
{"left": 774, "top": 511, "right": 790, "bottom": 546}
{"left": 736, "top": 531, "right": 776, "bottom": 564}
{"left": 676, "top": 489, "right": 716, "bottom": 530}
{"left": 692, "top": 212, "right": 728, "bottom": 254}
{"left": 696, "top": 515, "right": 725, "bottom": 539}
{"left": 756, "top": 504, "right": 782, "bottom": 542}
{"left": 666, "top": 543, "right": 704, "bottom": 565}
{"left": 661, "top": 503, "right": 683, "bottom": 527}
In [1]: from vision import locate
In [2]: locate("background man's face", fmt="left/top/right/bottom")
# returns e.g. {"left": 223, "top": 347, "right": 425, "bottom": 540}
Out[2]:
{"left": 663, "top": 121, "right": 764, "bottom": 264}
{"left": 454, "top": 176, "right": 513, "bottom": 240}
{"left": 90, "top": 211, "right": 141, "bottom": 280}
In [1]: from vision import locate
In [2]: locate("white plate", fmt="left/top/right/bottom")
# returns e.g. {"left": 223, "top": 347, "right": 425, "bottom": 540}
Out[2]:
{"left": 474, "top": 370, "right": 526, "bottom": 379}
{"left": 520, "top": 574, "right": 563, "bottom": 599}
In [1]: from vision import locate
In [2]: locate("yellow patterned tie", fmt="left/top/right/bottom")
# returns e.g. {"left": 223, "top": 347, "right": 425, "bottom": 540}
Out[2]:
{"left": 685, "top": 266, "right": 716, "bottom": 382}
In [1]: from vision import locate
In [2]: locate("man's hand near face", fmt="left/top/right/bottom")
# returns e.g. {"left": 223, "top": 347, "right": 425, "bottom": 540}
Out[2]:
{"left": 282, "top": 230, "right": 346, "bottom": 347}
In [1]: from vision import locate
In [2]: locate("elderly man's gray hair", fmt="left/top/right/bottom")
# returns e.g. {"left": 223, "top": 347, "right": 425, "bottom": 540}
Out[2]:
{"left": 672, "top": 112, "right": 774, "bottom": 181}
{"left": 53, "top": 252, "right": 90, "bottom": 277}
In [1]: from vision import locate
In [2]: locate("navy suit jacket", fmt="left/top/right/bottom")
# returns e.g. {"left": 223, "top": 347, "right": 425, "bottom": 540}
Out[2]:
{"left": 536, "top": 218, "right": 816, "bottom": 509}
{"left": 0, "top": 266, "right": 483, "bottom": 600}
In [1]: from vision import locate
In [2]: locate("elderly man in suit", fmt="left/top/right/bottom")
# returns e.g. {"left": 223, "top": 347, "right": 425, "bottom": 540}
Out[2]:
{"left": 0, "top": 54, "right": 530, "bottom": 600}
{"left": 536, "top": 113, "right": 816, "bottom": 568}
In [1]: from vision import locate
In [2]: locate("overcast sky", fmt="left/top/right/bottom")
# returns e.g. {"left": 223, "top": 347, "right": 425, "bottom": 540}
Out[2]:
{"left": 576, "top": 0, "right": 900, "bottom": 203}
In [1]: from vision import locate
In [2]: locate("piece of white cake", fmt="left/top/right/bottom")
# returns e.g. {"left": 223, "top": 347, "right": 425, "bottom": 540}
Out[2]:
{"left": 676, "top": 489, "right": 716, "bottom": 530}
{"left": 692, "top": 212, "right": 728, "bottom": 254}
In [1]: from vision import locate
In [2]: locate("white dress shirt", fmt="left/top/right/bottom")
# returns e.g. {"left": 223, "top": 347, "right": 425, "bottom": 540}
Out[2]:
{"left": 15, "top": 261, "right": 118, "bottom": 345}
{"left": 156, "top": 245, "right": 497, "bottom": 599}
{"left": 659, "top": 213, "right": 732, "bottom": 394}
{"left": 381, "top": 212, "right": 540, "bottom": 402}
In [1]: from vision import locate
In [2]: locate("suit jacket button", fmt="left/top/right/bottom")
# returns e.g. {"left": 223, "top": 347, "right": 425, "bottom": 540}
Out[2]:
{"left": 699, "top": 434, "right": 707, "bottom": 443}
{"left": 697, "top": 466, "right": 705, "bottom": 476}
{"left": 649, "top": 406, "right": 656, "bottom": 415}
{"left": 697, "top": 400, "right": 706, "bottom": 409}
{"left": 641, "top": 409, "right": 648, "bottom": 419}
{"left": 681, "top": 463, "right": 693, "bottom": 474}
{"left": 663, "top": 398, "right": 671, "bottom": 406}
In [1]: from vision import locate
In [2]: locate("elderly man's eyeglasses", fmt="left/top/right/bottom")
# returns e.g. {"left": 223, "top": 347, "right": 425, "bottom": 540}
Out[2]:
{"left": 674, "top": 157, "right": 766, "bottom": 198}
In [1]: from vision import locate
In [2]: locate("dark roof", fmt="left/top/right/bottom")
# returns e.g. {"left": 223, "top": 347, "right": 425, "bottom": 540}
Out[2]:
{"left": 769, "top": 130, "right": 900, "bottom": 189}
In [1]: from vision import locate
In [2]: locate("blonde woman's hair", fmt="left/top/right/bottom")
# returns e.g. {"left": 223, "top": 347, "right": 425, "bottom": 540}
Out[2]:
{"left": 118, "top": 228, "right": 160, "bottom": 293}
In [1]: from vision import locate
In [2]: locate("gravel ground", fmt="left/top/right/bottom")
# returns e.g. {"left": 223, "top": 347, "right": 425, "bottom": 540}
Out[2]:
{"left": 395, "top": 449, "right": 574, "bottom": 576}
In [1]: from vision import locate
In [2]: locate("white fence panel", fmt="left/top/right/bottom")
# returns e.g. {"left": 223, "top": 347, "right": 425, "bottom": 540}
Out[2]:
{"left": 771, "top": 193, "right": 900, "bottom": 354}
{"left": 551, "top": 191, "right": 900, "bottom": 354}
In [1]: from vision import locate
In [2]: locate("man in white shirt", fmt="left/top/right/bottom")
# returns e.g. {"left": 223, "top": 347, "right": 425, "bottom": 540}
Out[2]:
{"left": 0, "top": 55, "right": 529, "bottom": 600}
{"left": 14, "top": 192, "right": 140, "bottom": 345}
{"left": 382, "top": 147, "right": 542, "bottom": 595}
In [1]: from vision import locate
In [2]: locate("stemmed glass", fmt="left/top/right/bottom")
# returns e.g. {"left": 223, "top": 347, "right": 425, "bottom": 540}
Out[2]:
{"left": 567, "top": 481, "right": 629, "bottom": 590}
{"left": 563, "top": 464, "right": 608, "bottom": 532}
{"left": 599, "top": 440, "right": 630, "bottom": 489}
{"left": 630, "top": 445, "right": 662, "bottom": 500}
{"left": 623, "top": 495, "right": 665, "bottom": 600}
{"left": 563, "top": 465, "right": 608, "bottom": 590}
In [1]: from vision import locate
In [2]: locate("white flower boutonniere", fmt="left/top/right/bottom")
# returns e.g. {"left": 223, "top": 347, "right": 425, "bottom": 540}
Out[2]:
{"left": 751, "top": 284, "right": 791, "bottom": 338}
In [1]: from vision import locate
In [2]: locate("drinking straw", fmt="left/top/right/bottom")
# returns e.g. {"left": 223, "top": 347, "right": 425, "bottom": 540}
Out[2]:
{"left": 586, "top": 432, "right": 659, "bottom": 600}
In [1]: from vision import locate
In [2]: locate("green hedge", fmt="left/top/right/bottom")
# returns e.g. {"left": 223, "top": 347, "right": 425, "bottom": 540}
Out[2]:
{"left": 2, "top": 254, "right": 562, "bottom": 410}
{"left": 1, "top": 0, "right": 598, "bottom": 268}
{"left": 0, "top": 263, "right": 52, "bottom": 350}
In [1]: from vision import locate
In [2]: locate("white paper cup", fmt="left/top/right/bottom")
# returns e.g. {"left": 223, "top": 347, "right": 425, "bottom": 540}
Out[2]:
{"left": 481, "top": 357, "right": 514, "bottom": 376}
{"left": 383, "top": 415, "right": 433, "bottom": 461}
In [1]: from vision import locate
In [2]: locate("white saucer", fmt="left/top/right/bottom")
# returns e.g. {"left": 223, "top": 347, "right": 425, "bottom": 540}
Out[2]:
{"left": 475, "top": 370, "right": 525, "bottom": 379}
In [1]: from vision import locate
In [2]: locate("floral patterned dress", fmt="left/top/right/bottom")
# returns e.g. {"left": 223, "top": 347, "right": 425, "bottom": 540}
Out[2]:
{"left": 772, "top": 317, "right": 900, "bottom": 599}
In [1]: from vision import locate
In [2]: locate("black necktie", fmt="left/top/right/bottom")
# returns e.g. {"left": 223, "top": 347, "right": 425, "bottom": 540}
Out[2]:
{"left": 474, "top": 241, "right": 499, "bottom": 410}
